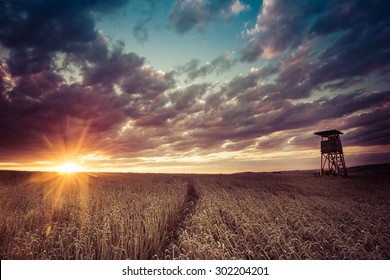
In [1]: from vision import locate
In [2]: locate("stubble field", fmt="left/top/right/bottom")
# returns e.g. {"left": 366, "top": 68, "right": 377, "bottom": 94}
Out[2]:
{"left": 0, "top": 165, "right": 389, "bottom": 260}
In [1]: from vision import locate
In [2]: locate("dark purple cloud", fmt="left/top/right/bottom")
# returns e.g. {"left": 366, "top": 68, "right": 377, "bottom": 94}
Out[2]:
{"left": 83, "top": 45, "right": 145, "bottom": 87}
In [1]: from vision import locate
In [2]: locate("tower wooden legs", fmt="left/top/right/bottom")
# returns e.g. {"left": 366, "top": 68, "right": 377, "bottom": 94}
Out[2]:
{"left": 320, "top": 152, "right": 347, "bottom": 176}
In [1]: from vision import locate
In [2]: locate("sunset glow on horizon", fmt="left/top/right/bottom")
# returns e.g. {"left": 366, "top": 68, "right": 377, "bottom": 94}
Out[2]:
{"left": 0, "top": 0, "right": 389, "bottom": 173}
{"left": 55, "top": 162, "right": 83, "bottom": 174}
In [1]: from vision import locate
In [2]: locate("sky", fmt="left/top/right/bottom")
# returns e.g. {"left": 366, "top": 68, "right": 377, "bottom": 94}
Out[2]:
{"left": 0, "top": 0, "right": 389, "bottom": 173}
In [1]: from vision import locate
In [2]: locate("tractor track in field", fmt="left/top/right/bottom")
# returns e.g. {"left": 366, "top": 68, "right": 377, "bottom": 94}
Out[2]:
{"left": 156, "top": 180, "right": 199, "bottom": 259}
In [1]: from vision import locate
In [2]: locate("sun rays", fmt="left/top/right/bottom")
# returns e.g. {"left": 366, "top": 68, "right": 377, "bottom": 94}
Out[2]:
{"left": 29, "top": 160, "right": 91, "bottom": 236}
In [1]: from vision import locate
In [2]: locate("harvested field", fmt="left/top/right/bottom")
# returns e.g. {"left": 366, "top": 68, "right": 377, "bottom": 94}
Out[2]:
{"left": 0, "top": 164, "right": 389, "bottom": 259}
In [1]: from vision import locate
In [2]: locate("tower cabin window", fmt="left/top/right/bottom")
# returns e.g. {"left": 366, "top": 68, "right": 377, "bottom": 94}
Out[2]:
{"left": 321, "top": 135, "right": 342, "bottom": 153}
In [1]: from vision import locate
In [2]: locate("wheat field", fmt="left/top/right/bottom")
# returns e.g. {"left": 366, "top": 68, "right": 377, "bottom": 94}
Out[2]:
{"left": 0, "top": 166, "right": 389, "bottom": 260}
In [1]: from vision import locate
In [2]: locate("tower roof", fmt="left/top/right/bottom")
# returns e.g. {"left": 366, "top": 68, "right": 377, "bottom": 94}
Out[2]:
{"left": 314, "top": 130, "right": 343, "bottom": 137}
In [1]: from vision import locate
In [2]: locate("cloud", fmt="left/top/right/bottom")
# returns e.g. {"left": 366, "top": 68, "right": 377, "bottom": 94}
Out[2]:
{"left": 0, "top": 0, "right": 178, "bottom": 162}
{"left": 342, "top": 106, "right": 390, "bottom": 147}
{"left": 131, "top": 0, "right": 157, "bottom": 45}
{"left": 311, "top": 26, "right": 390, "bottom": 83}
{"left": 310, "top": 1, "right": 390, "bottom": 36}
{"left": 163, "top": 89, "right": 390, "bottom": 154}
{"left": 0, "top": 0, "right": 389, "bottom": 170}
{"left": 0, "top": 83, "right": 128, "bottom": 161}
{"left": 241, "top": 0, "right": 325, "bottom": 61}
{"left": 0, "top": 58, "right": 178, "bottom": 162}
{"left": 171, "top": 83, "right": 208, "bottom": 111}
{"left": 240, "top": 29, "right": 390, "bottom": 100}
{"left": 0, "top": 0, "right": 131, "bottom": 75}
{"left": 120, "top": 66, "right": 175, "bottom": 98}
{"left": 176, "top": 52, "right": 237, "bottom": 81}
{"left": 133, "top": 18, "right": 150, "bottom": 45}
{"left": 83, "top": 43, "right": 145, "bottom": 87}
{"left": 241, "top": 0, "right": 390, "bottom": 64}
{"left": 0, "top": 62, "right": 13, "bottom": 94}
{"left": 169, "top": 0, "right": 249, "bottom": 34}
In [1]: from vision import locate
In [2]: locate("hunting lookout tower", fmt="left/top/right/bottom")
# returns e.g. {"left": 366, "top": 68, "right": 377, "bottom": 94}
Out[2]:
{"left": 314, "top": 130, "right": 347, "bottom": 176}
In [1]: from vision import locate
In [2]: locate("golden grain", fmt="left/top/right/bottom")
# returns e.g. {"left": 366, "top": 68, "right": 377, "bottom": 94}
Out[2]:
{"left": 0, "top": 171, "right": 389, "bottom": 259}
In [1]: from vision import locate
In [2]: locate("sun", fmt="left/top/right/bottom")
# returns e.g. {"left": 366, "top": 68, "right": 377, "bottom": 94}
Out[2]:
{"left": 55, "top": 162, "right": 82, "bottom": 173}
